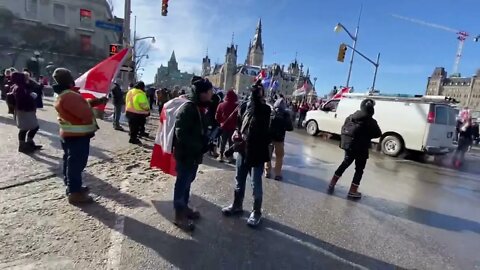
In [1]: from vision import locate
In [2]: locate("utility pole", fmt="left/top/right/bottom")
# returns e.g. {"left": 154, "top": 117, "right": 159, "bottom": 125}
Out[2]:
{"left": 121, "top": 0, "right": 131, "bottom": 91}
{"left": 346, "top": 5, "right": 362, "bottom": 87}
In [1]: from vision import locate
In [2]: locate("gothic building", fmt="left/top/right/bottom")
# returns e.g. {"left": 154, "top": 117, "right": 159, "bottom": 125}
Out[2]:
{"left": 203, "top": 19, "right": 313, "bottom": 96}
{"left": 154, "top": 51, "right": 195, "bottom": 89}
{"left": 426, "top": 67, "right": 480, "bottom": 110}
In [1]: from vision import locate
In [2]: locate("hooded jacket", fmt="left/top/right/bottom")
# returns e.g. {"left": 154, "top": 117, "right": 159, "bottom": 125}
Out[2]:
{"left": 340, "top": 103, "right": 382, "bottom": 158}
{"left": 11, "top": 72, "right": 37, "bottom": 112}
{"left": 216, "top": 90, "right": 238, "bottom": 132}
{"left": 270, "top": 98, "right": 294, "bottom": 142}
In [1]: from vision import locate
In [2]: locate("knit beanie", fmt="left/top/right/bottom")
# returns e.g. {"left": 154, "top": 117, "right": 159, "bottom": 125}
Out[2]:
{"left": 53, "top": 68, "right": 74, "bottom": 88}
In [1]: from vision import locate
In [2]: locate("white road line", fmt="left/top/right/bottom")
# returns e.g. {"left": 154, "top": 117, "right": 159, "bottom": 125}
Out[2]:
{"left": 265, "top": 227, "right": 369, "bottom": 270}
{"left": 106, "top": 180, "right": 129, "bottom": 270}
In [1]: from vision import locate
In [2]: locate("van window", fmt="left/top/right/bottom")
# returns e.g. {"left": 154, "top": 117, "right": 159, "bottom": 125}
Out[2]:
{"left": 322, "top": 100, "right": 339, "bottom": 112}
{"left": 435, "top": 106, "right": 448, "bottom": 125}
{"left": 448, "top": 108, "right": 457, "bottom": 126}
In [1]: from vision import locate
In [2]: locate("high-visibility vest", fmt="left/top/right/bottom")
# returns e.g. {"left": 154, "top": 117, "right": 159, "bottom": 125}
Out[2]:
{"left": 56, "top": 90, "right": 98, "bottom": 134}
{"left": 126, "top": 88, "right": 149, "bottom": 114}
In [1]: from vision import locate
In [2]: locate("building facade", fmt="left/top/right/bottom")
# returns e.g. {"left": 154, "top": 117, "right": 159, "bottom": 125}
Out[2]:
{"left": 426, "top": 67, "right": 480, "bottom": 110}
{"left": 0, "top": 0, "right": 120, "bottom": 78}
{"left": 203, "top": 19, "right": 312, "bottom": 97}
{"left": 154, "top": 51, "right": 195, "bottom": 89}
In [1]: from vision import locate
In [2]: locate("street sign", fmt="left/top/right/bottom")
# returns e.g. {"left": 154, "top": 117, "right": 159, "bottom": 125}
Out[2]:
{"left": 95, "top": 20, "right": 123, "bottom": 32}
{"left": 120, "top": 66, "right": 134, "bottom": 72}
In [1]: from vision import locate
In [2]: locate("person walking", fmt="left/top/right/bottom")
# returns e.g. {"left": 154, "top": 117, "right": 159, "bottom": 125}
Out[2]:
{"left": 173, "top": 76, "right": 212, "bottom": 231}
{"left": 328, "top": 99, "right": 381, "bottom": 199}
{"left": 265, "top": 98, "right": 293, "bottom": 180}
{"left": 206, "top": 90, "right": 222, "bottom": 158}
{"left": 24, "top": 69, "right": 44, "bottom": 109}
{"left": 125, "top": 81, "right": 150, "bottom": 144}
{"left": 111, "top": 83, "right": 125, "bottom": 131}
{"left": 222, "top": 80, "right": 271, "bottom": 227}
{"left": 52, "top": 68, "right": 108, "bottom": 204}
{"left": 215, "top": 89, "right": 238, "bottom": 163}
{"left": 452, "top": 116, "right": 476, "bottom": 168}
{"left": 297, "top": 101, "right": 309, "bottom": 128}
{"left": 9, "top": 72, "right": 42, "bottom": 153}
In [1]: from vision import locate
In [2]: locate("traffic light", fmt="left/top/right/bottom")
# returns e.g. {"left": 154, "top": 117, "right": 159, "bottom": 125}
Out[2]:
{"left": 337, "top": 43, "right": 347, "bottom": 62}
{"left": 109, "top": 44, "right": 121, "bottom": 56}
{"left": 161, "top": 0, "right": 168, "bottom": 16}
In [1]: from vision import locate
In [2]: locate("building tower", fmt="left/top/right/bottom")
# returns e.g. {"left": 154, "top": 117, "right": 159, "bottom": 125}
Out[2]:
{"left": 223, "top": 43, "right": 238, "bottom": 90}
{"left": 167, "top": 51, "right": 179, "bottom": 73}
{"left": 246, "top": 19, "right": 264, "bottom": 67}
{"left": 202, "top": 50, "right": 211, "bottom": 76}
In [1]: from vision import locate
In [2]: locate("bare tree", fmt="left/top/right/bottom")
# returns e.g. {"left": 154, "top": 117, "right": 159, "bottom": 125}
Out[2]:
{"left": 134, "top": 40, "right": 152, "bottom": 73}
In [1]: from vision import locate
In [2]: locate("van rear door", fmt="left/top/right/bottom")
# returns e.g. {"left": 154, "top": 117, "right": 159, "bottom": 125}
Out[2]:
{"left": 424, "top": 104, "right": 455, "bottom": 154}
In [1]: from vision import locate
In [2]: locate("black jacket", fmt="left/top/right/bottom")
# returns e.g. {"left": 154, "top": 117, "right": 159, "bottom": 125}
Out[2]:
{"left": 111, "top": 84, "right": 124, "bottom": 105}
{"left": 238, "top": 100, "right": 272, "bottom": 166}
{"left": 340, "top": 110, "right": 382, "bottom": 158}
{"left": 270, "top": 108, "right": 293, "bottom": 142}
{"left": 174, "top": 97, "right": 208, "bottom": 166}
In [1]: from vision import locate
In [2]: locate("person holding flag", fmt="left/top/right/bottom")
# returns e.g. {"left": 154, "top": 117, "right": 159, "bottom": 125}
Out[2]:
{"left": 52, "top": 68, "right": 108, "bottom": 204}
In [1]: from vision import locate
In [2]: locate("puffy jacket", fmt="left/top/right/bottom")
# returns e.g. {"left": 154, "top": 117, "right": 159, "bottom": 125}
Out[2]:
{"left": 340, "top": 110, "right": 382, "bottom": 158}
{"left": 216, "top": 90, "right": 238, "bottom": 132}
{"left": 11, "top": 72, "right": 37, "bottom": 112}
{"left": 126, "top": 88, "right": 149, "bottom": 114}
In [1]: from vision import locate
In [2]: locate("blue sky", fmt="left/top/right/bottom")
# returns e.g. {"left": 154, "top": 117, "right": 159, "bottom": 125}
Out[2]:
{"left": 112, "top": 0, "right": 480, "bottom": 95}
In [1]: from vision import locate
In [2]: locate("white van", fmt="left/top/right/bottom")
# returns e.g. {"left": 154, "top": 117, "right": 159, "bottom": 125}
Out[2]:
{"left": 304, "top": 94, "right": 457, "bottom": 157}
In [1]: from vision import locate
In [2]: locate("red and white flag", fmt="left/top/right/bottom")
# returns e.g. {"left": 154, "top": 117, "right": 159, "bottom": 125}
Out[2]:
{"left": 75, "top": 48, "right": 131, "bottom": 111}
{"left": 331, "top": 87, "right": 351, "bottom": 100}
{"left": 150, "top": 97, "right": 190, "bottom": 176}
{"left": 254, "top": 69, "right": 266, "bottom": 82}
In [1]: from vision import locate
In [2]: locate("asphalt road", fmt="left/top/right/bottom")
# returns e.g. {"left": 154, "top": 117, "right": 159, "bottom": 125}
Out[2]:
{"left": 114, "top": 131, "right": 480, "bottom": 270}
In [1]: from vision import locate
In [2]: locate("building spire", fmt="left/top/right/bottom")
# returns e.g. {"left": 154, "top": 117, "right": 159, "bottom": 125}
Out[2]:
{"left": 251, "top": 18, "right": 263, "bottom": 50}
{"left": 231, "top": 32, "right": 235, "bottom": 45}
{"left": 169, "top": 50, "right": 177, "bottom": 63}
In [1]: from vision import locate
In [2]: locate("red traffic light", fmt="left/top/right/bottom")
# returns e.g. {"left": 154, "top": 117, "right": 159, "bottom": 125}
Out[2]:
{"left": 161, "top": 0, "right": 169, "bottom": 16}
{"left": 109, "top": 44, "right": 121, "bottom": 56}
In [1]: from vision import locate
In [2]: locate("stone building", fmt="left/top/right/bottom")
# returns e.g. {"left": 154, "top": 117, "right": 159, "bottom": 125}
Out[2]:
{"left": 154, "top": 51, "right": 195, "bottom": 89}
{"left": 203, "top": 19, "right": 312, "bottom": 97}
{"left": 0, "top": 0, "right": 120, "bottom": 79}
{"left": 426, "top": 67, "right": 480, "bottom": 110}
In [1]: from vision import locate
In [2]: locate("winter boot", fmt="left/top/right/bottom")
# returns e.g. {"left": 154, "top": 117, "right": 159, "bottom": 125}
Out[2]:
{"left": 186, "top": 206, "right": 201, "bottom": 220}
{"left": 222, "top": 191, "right": 244, "bottom": 216}
{"left": 129, "top": 138, "right": 142, "bottom": 144}
{"left": 18, "top": 142, "right": 34, "bottom": 154}
{"left": 27, "top": 140, "right": 43, "bottom": 150}
{"left": 68, "top": 192, "right": 94, "bottom": 205}
{"left": 174, "top": 209, "right": 195, "bottom": 232}
{"left": 114, "top": 125, "right": 125, "bottom": 131}
{"left": 347, "top": 183, "right": 362, "bottom": 199}
{"left": 327, "top": 175, "right": 340, "bottom": 194}
{"left": 247, "top": 199, "right": 262, "bottom": 227}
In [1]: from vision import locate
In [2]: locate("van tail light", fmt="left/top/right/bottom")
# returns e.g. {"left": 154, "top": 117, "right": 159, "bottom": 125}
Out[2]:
{"left": 427, "top": 111, "right": 435, "bottom": 123}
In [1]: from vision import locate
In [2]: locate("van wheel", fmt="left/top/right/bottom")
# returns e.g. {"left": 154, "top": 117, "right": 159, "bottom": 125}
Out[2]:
{"left": 381, "top": 135, "right": 403, "bottom": 157}
{"left": 306, "top": 121, "right": 319, "bottom": 136}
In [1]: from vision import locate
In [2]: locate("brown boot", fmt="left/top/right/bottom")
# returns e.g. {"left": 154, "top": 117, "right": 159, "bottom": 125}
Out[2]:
{"left": 347, "top": 184, "right": 362, "bottom": 199}
{"left": 68, "top": 192, "right": 94, "bottom": 205}
{"left": 174, "top": 209, "right": 195, "bottom": 232}
{"left": 327, "top": 175, "right": 340, "bottom": 193}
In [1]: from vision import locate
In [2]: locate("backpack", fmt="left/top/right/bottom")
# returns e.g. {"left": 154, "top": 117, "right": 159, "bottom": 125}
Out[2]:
{"left": 341, "top": 116, "right": 361, "bottom": 138}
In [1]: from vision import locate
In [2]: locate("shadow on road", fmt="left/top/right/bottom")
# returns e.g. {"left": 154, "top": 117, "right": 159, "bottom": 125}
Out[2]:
{"left": 281, "top": 169, "right": 480, "bottom": 235}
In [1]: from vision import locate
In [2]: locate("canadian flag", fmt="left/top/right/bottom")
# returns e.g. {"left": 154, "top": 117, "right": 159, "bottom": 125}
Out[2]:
{"left": 331, "top": 87, "right": 351, "bottom": 100}
{"left": 150, "top": 97, "right": 190, "bottom": 176}
{"left": 75, "top": 48, "right": 131, "bottom": 111}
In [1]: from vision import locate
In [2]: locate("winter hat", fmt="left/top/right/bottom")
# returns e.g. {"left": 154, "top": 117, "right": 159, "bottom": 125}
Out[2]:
{"left": 191, "top": 76, "right": 213, "bottom": 94}
{"left": 250, "top": 79, "right": 265, "bottom": 99}
{"left": 53, "top": 68, "right": 75, "bottom": 87}
{"left": 134, "top": 81, "right": 146, "bottom": 91}
{"left": 360, "top": 98, "right": 375, "bottom": 115}
{"left": 274, "top": 98, "right": 286, "bottom": 110}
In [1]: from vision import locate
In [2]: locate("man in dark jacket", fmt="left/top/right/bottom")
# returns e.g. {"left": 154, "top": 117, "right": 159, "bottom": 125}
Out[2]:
{"left": 328, "top": 99, "right": 381, "bottom": 199}
{"left": 266, "top": 98, "right": 293, "bottom": 180}
{"left": 111, "top": 83, "right": 125, "bottom": 131}
{"left": 222, "top": 80, "right": 271, "bottom": 227}
{"left": 173, "top": 76, "right": 212, "bottom": 231}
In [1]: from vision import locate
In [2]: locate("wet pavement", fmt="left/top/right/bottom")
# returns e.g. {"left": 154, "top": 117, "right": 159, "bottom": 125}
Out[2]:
{"left": 0, "top": 100, "right": 479, "bottom": 269}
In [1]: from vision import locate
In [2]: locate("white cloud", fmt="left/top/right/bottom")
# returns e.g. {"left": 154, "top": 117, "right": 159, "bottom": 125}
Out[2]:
{"left": 111, "top": 0, "right": 255, "bottom": 83}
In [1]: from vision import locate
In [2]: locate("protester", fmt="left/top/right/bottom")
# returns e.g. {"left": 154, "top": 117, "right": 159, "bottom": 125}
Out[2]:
{"left": 4, "top": 68, "right": 15, "bottom": 114}
{"left": 147, "top": 87, "right": 156, "bottom": 111}
{"left": 24, "top": 69, "right": 44, "bottom": 109}
{"left": 173, "top": 76, "right": 212, "bottom": 231}
{"left": 452, "top": 116, "right": 476, "bottom": 168}
{"left": 9, "top": 72, "right": 42, "bottom": 153}
{"left": 328, "top": 99, "right": 381, "bottom": 199}
{"left": 266, "top": 98, "right": 293, "bottom": 180}
{"left": 52, "top": 68, "right": 108, "bottom": 204}
{"left": 297, "top": 101, "right": 309, "bottom": 128}
{"left": 215, "top": 89, "right": 238, "bottom": 162}
{"left": 111, "top": 82, "right": 125, "bottom": 131}
{"left": 1, "top": 69, "right": 11, "bottom": 101}
{"left": 156, "top": 87, "right": 170, "bottom": 114}
{"left": 222, "top": 80, "right": 271, "bottom": 227}
{"left": 206, "top": 90, "right": 222, "bottom": 158}
{"left": 125, "top": 81, "right": 150, "bottom": 144}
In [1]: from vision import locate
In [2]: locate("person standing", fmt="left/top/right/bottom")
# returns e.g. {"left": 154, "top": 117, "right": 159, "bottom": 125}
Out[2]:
{"left": 147, "top": 87, "right": 156, "bottom": 111}
{"left": 24, "top": 69, "right": 44, "bottom": 109}
{"left": 1, "top": 69, "right": 12, "bottom": 101}
{"left": 125, "top": 81, "right": 150, "bottom": 144}
{"left": 52, "top": 68, "right": 108, "bottom": 204}
{"left": 215, "top": 89, "right": 238, "bottom": 162}
{"left": 297, "top": 101, "right": 309, "bottom": 128}
{"left": 265, "top": 98, "right": 293, "bottom": 180}
{"left": 10, "top": 72, "right": 42, "bottom": 153}
{"left": 173, "top": 76, "right": 212, "bottom": 231}
{"left": 452, "top": 116, "right": 476, "bottom": 168}
{"left": 222, "top": 80, "right": 271, "bottom": 227}
{"left": 206, "top": 90, "right": 221, "bottom": 158}
{"left": 111, "top": 83, "right": 125, "bottom": 131}
{"left": 328, "top": 99, "right": 381, "bottom": 199}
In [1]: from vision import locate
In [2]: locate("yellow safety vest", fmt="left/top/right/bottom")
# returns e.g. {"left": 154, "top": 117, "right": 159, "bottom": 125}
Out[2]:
{"left": 126, "top": 88, "right": 150, "bottom": 114}
{"left": 57, "top": 90, "right": 98, "bottom": 134}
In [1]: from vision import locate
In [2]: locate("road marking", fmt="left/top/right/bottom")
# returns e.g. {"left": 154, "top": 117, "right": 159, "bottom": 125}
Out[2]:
{"left": 265, "top": 227, "right": 369, "bottom": 270}
{"left": 106, "top": 180, "right": 129, "bottom": 270}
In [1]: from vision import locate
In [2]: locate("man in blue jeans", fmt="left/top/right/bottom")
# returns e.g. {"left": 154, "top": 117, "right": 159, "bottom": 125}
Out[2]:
{"left": 222, "top": 80, "right": 271, "bottom": 227}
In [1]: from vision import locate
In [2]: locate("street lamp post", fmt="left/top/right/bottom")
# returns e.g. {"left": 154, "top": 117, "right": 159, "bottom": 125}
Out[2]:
{"left": 334, "top": 5, "right": 362, "bottom": 87}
